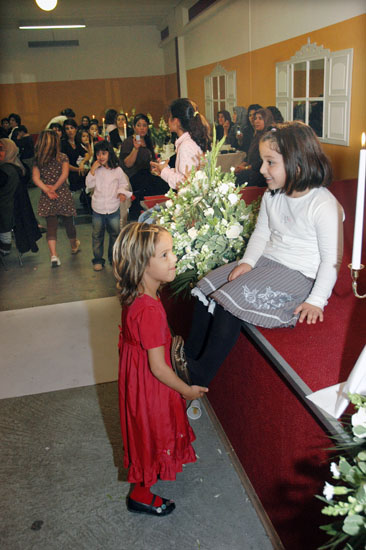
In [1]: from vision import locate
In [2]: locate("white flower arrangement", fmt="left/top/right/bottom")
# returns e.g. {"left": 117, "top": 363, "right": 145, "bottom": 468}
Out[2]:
{"left": 152, "top": 133, "right": 261, "bottom": 296}
{"left": 317, "top": 393, "right": 366, "bottom": 550}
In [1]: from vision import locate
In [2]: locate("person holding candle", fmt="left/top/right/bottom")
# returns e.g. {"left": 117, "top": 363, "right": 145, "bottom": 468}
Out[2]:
{"left": 171, "top": 122, "right": 345, "bottom": 388}
{"left": 109, "top": 113, "right": 132, "bottom": 150}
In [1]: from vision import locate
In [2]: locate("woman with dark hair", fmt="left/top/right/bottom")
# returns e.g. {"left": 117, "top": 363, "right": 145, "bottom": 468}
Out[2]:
{"left": 1, "top": 118, "right": 10, "bottom": 136}
{"left": 235, "top": 108, "right": 275, "bottom": 187}
{"left": 109, "top": 113, "right": 133, "bottom": 149}
{"left": 8, "top": 113, "right": 21, "bottom": 141}
{"left": 61, "top": 118, "right": 85, "bottom": 192}
{"left": 215, "top": 110, "right": 236, "bottom": 146}
{"left": 266, "top": 106, "right": 284, "bottom": 124}
{"left": 150, "top": 98, "right": 210, "bottom": 190}
{"left": 237, "top": 103, "right": 263, "bottom": 153}
{"left": 49, "top": 122, "right": 63, "bottom": 141}
{"left": 105, "top": 109, "right": 118, "bottom": 135}
{"left": 119, "top": 113, "right": 169, "bottom": 220}
{"left": 79, "top": 115, "right": 91, "bottom": 131}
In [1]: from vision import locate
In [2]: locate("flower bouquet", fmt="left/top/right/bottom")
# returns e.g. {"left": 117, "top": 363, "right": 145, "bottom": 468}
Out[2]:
{"left": 317, "top": 393, "right": 366, "bottom": 549}
{"left": 150, "top": 115, "right": 172, "bottom": 151}
{"left": 152, "top": 133, "right": 261, "bottom": 297}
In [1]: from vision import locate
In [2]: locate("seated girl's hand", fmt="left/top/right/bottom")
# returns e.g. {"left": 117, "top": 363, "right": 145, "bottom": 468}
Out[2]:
{"left": 228, "top": 263, "right": 252, "bottom": 281}
{"left": 294, "top": 302, "right": 324, "bottom": 324}
{"left": 182, "top": 385, "right": 209, "bottom": 401}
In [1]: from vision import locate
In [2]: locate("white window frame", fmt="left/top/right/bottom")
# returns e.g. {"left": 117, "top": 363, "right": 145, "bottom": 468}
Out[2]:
{"left": 276, "top": 41, "right": 353, "bottom": 146}
{"left": 204, "top": 64, "right": 237, "bottom": 124}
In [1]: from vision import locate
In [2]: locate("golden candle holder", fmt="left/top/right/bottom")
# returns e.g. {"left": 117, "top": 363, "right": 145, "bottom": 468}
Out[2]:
{"left": 349, "top": 264, "right": 366, "bottom": 299}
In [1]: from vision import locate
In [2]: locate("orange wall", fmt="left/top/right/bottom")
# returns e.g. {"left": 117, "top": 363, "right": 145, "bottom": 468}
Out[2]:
{"left": 0, "top": 74, "right": 177, "bottom": 132}
{"left": 187, "top": 14, "right": 366, "bottom": 180}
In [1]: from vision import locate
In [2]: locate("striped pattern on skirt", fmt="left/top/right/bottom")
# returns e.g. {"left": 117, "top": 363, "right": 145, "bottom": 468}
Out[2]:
{"left": 193, "top": 256, "right": 314, "bottom": 329}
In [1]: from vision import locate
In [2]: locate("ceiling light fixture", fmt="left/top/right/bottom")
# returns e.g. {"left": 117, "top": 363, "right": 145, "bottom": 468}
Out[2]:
{"left": 35, "top": 0, "right": 58, "bottom": 11}
{"left": 19, "top": 24, "right": 86, "bottom": 30}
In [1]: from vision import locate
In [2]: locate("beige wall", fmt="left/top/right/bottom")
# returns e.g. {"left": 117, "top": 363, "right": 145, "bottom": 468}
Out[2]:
{"left": 0, "top": 25, "right": 165, "bottom": 84}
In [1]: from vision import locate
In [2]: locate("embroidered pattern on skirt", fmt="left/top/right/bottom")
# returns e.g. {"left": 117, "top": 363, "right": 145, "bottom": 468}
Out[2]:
{"left": 242, "top": 285, "right": 293, "bottom": 310}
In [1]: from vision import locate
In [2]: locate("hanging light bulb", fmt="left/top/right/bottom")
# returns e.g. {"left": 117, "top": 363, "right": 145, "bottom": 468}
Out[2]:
{"left": 35, "top": 0, "right": 58, "bottom": 11}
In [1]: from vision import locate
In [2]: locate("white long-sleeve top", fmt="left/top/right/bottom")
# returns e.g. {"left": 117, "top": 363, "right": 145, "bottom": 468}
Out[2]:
{"left": 86, "top": 166, "right": 132, "bottom": 215}
{"left": 239, "top": 187, "right": 344, "bottom": 309}
{"left": 160, "top": 132, "right": 203, "bottom": 190}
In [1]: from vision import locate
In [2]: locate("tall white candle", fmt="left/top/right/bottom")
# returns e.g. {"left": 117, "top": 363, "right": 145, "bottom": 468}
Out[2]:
{"left": 123, "top": 123, "right": 127, "bottom": 140}
{"left": 102, "top": 117, "right": 106, "bottom": 137}
{"left": 351, "top": 132, "right": 366, "bottom": 270}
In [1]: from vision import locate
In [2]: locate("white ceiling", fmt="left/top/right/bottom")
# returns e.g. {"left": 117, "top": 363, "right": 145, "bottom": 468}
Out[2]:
{"left": 0, "top": 0, "right": 182, "bottom": 29}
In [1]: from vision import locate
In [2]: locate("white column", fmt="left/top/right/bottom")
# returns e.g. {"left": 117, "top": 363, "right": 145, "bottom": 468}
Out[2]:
{"left": 177, "top": 35, "right": 188, "bottom": 98}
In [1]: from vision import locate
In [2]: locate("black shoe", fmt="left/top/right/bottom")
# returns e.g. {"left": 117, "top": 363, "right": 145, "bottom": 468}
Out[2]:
{"left": 127, "top": 495, "right": 175, "bottom": 516}
{"left": 171, "top": 335, "right": 191, "bottom": 385}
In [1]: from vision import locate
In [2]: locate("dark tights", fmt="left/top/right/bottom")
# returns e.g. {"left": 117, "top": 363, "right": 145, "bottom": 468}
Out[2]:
{"left": 46, "top": 215, "right": 76, "bottom": 240}
{"left": 185, "top": 299, "right": 242, "bottom": 387}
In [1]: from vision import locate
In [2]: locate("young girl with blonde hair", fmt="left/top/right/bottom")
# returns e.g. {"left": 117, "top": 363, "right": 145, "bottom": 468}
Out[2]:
{"left": 113, "top": 222, "right": 208, "bottom": 516}
{"left": 33, "top": 130, "right": 80, "bottom": 267}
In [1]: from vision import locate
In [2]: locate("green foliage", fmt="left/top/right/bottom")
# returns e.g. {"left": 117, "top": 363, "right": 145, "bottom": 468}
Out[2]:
{"left": 153, "top": 131, "right": 261, "bottom": 296}
{"left": 317, "top": 394, "right": 366, "bottom": 549}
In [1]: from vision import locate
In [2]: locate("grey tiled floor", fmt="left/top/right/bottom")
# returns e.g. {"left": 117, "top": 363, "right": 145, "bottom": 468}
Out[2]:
{"left": 0, "top": 187, "right": 277, "bottom": 549}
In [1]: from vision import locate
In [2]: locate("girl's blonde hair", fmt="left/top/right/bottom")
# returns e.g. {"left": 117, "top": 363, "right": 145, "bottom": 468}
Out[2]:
{"left": 113, "top": 222, "right": 169, "bottom": 307}
{"left": 34, "top": 130, "right": 60, "bottom": 168}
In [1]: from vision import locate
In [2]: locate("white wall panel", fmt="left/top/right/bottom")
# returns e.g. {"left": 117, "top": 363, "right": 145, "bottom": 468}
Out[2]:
{"left": 0, "top": 25, "right": 165, "bottom": 84}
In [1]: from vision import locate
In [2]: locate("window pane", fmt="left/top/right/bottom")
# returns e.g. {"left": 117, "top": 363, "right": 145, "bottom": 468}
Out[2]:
{"left": 219, "top": 75, "right": 225, "bottom": 99}
{"left": 213, "top": 77, "right": 218, "bottom": 100}
{"left": 309, "top": 100, "right": 323, "bottom": 137}
{"left": 309, "top": 59, "right": 324, "bottom": 98}
{"left": 220, "top": 101, "right": 226, "bottom": 111}
{"left": 293, "top": 62, "right": 306, "bottom": 97}
{"left": 213, "top": 101, "right": 219, "bottom": 120}
{"left": 293, "top": 101, "right": 306, "bottom": 122}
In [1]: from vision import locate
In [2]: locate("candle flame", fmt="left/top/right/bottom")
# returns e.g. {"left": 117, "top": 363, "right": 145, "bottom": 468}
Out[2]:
{"left": 362, "top": 132, "right": 366, "bottom": 148}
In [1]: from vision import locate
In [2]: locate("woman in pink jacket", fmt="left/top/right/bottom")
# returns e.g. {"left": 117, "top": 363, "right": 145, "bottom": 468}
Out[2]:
{"left": 150, "top": 98, "right": 210, "bottom": 190}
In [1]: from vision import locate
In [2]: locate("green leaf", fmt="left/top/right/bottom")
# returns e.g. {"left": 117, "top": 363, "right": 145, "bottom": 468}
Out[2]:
{"left": 342, "top": 514, "right": 364, "bottom": 536}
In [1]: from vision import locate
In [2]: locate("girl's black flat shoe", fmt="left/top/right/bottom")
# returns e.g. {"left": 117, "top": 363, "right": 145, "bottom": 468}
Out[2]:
{"left": 127, "top": 495, "right": 175, "bottom": 516}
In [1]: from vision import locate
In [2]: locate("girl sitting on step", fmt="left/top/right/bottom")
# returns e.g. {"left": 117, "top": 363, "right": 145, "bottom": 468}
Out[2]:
{"left": 172, "top": 122, "right": 344, "bottom": 387}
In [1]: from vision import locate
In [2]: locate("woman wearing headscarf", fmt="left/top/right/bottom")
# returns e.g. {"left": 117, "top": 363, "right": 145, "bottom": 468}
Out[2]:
{"left": 0, "top": 138, "right": 41, "bottom": 255}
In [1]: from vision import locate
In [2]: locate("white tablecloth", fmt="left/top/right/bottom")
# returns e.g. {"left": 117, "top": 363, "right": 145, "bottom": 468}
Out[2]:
{"left": 217, "top": 151, "right": 246, "bottom": 173}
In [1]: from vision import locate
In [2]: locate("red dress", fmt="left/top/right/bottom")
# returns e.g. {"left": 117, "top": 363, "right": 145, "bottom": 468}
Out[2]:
{"left": 118, "top": 294, "right": 196, "bottom": 487}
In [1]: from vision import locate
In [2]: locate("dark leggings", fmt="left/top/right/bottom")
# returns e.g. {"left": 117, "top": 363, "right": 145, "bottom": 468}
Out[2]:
{"left": 46, "top": 215, "right": 76, "bottom": 241}
{"left": 185, "top": 299, "right": 242, "bottom": 387}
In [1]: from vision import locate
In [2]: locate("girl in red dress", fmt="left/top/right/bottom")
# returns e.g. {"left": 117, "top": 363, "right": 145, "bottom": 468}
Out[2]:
{"left": 113, "top": 222, "right": 208, "bottom": 516}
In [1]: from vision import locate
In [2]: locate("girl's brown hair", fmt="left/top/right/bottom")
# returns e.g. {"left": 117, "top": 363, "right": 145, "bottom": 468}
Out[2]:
{"left": 113, "top": 222, "right": 169, "bottom": 307}
{"left": 34, "top": 130, "right": 60, "bottom": 168}
{"left": 260, "top": 121, "right": 332, "bottom": 195}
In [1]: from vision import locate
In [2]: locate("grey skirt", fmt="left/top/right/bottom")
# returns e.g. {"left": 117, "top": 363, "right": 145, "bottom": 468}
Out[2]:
{"left": 192, "top": 256, "right": 314, "bottom": 329}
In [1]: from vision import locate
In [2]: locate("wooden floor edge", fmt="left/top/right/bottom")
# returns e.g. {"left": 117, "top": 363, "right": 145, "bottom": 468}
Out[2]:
{"left": 202, "top": 395, "right": 285, "bottom": 550}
